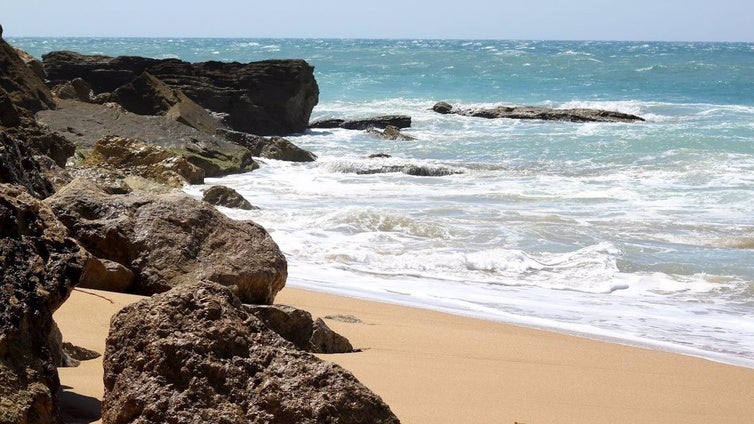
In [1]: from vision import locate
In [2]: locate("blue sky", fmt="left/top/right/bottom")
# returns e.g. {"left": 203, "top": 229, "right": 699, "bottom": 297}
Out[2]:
{"left": 4, "top": 0, "right": 753, "bottom": 41}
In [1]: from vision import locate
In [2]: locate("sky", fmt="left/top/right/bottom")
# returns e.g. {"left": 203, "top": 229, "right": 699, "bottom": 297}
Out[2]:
{"left": 3, "top": 0, "right": 754, "bottom": 42}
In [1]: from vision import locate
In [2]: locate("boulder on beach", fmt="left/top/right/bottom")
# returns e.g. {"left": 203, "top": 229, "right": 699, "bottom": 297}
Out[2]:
{"left": 432, "top": 101, "right": 645, "bottom": 123}
{"left": 202, "top": 185, "right": 256, "bottom": 210}
{"left": 102, "top": 281, "right": 399, "bottom": 424}
{"left": 46, "top": 178, "right": 287, "bottom": 304}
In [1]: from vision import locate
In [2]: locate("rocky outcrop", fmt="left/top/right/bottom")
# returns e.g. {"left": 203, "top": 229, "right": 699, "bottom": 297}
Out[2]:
{"left": 46, "top": 178, "right": 287, "bottom": 304}
{"left": 310, "top": 115, "right": 412, "bottom": 130}
{"left": 42, "top": 51, "right": 319, "bottom": 135}
{"left": 0, "top": 38, "right": 55, "bottom": 114}
{"left": 202, "top": 185, "right": 255, "bottom": 210}
{"left": 3, "top": 120, "right": 76, "bottom": 168}
{"left": 219, "top": 129, "right": 317, "bottom": 162}
{"left": 0, "top": 130, "right": 56, "bottom": 198}
{"left": 50, "top": 78, "right": 92, "bottom": 102}
{"left": 247, "top": 304, "right": 354, "bottom": 354}
{"left": 367, "top": 125, "right": 416, "bottom": 141}
{"left": 433, "top": 102, "right": 645, "bottom": 123}
{"left": 36, "top": 100, "right": 257, "bottom": 177}
{"left": 111, "top": 71, "right": 220, "bottom": 134}
{"left": 102, "top": 281, "right": 399, "bottom": 424}
{"left": 82, "top": 135, "right": 205, "bottom": 187}
{"left": 0, "top": 184, "right": 90, "bottom": 424}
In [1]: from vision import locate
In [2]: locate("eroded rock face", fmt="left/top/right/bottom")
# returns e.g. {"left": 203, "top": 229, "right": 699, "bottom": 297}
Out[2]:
{"left": 42, "top": 51, "right": 319, "bottom": 135}
{"left": 102, "top": 282, "right": 399, "bottom": 424}
{"left": 0, "top": 184, "right": 90, "bottom": 424}
{"left": 0, "top": 39, "right": 55, "bottom": 113}
{"left": 46, "top": 178, "right": 287, "bottom": 303}
{"left": 0, "top": 130, "right": 56, "bottom": 199}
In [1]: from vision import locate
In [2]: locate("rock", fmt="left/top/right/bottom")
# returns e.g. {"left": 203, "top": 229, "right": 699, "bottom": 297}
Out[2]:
{"left": 42, "top": 52, "right": 319, "bottom": 135}
{"left": 434, "top": 102, "right": 645, "bottom": 123}
{"left": 0, "top": 86, "right": 22, "bottom": 127}
{"left": 46, "top": 178, "right": 287, "bottom": 303}
{"left": 3, "top": 119, "right": 76, "bottom": 168}
{"left": 102, "top": 281, "right": 398, "bottom": 424}
{"left": 49, "top": 322, "right": 94, "bottom": 368}
{"left": 310, "top": 115, "right": 412, "bottom": 130}
{"left": 14, "top": 48, "right": 48, "bottom": 82}
{"left": 51, "top": 78, "right": 92, "bottom": 102}
{"left": 36, "top": 99, "right": 257, "bottom": 178}
{"left": 0, "top": 130, "right": 56, "bottom": 198}
{"left": 368, "top": 153, "right": 392, "bottom": 159}
{"left": 247, "top": 304, "right": 354, "bottom": 354}
{"left": 0, "top": 38, "right": 56, "bottom": 113}
{"left": 82, "top": 135, "right": 205, "bottom": 187}
{"left": 202, "top": 185, "right": 256, "bottom": 210}
{"left": 79, "top": 256, "right": 135, "bottom": 292}
{"left": 354, "top": 163, "right": 462, "bottom": 177}
{"left": 367, "top": 125, "right": 416, "bottom": 141}
{"left": 432, "top": 101, "right": 453, "bottom": 114}
{"left": 0, "top": 184, "right": 90, "bottom": 424}
{"left": 219, "top": 129, "right": 317, "bottom": 162}
{"left": 112, "top": 71, "right": 220, "bottom": 134}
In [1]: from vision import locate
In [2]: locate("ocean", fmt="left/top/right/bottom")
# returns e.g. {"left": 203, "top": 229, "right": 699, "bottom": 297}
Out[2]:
{"left": 13, "top": 37, "right": 754, "bottom": 368}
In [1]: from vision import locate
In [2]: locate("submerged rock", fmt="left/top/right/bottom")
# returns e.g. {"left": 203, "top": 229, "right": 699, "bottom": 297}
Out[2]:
{"left": 366, "top": 125, "right": 416, "bottom": 141}
{"left": 433, "top": 101, "right": 645, "bottom": 123}
{"left": 102, "top": 281, "right": 399, "bottom": 424}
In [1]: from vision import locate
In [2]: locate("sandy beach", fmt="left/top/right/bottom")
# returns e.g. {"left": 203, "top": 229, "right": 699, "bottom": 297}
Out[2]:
{"left": 54, "top": 287, "right": 754, "bottom": 424}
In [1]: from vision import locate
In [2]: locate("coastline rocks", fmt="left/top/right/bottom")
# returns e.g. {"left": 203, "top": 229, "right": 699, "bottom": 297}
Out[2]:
{"left": 219, "top": 129, "right": 317, "bottom": 162}
{"left": 433, "top": 102, "right": 645, "bottom": 123}
{"left": 0, "top": 38, "right": 56, "bottom": 114}
{"left": 82, "top": 135, "right": 205, "bottom": 187}
{"left": 36, "top": 100, "right": 257, "bottom": 178}
{"left": 247, "top": 304, "right": 354, "bottom": 354}
{"left": 102, "top": 281, "right": 399, "bottom": 424}
{"left": 310, "top": 115, "right": 412, "bottom": 130}
{"left": 50, "top": 78, "right": 93, "bottom": 102}
{"left": 46, "top": 178, "right": 287, "bottom": 303}
{"left": 367, "top": 125, "right": 416, "bottom": 141}
{"left": 42, "top": 52, "right": 319, "bottom": 135}
{"left": 0, "top": 130, "right": 56, "bottom": 198}
{"left": 0, "top": 184, "right": 90, "bottom": 424}
{"left": 202, "top": 185, "right": 256, "bottom": 210}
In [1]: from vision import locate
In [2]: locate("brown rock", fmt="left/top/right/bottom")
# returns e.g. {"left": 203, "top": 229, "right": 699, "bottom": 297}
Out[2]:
{"left": 0, "top": 184, "right": 90, "bottom": 424}
{"left": 79, "top": 256, "right": 135, "bottom": 292}
{"left": 102, "top": 281, "right": 399, "bottom": 424}
{"left": 51, "top": 78, "right": 92, "bottom": 102}
{"left": 218, "top": 129, "right": 317, "bottom": 162}
{"left": 202, "top": 185, "right": 255, "bottom": 210}
{"left": 13, "top": 47, "right": 47, "bottom": 81}
{"left": 431, "top": 101, "right": 453, "bottom": 114}
{"left": 434, "top": 102, "right": 645, "bottom": 123}
{"left": 46, "top": 178, "right": 287, "bottom": 304}
{"left": 82, "top": 135, "right": 205, "bottom": 187}
{"left": 0, "top": 38, "right": 55, "bottom": 113}
{"left": 0, "top": 86, "right": 22, "bottom": 127}
{"left": 0, "top": 130, "right": 56, "bottom": 198}
{"left": 367, "top": 125, "right": 416, "bottom": 141}
{"left": 310, "top": 115, "right": 412, "bottom": 130}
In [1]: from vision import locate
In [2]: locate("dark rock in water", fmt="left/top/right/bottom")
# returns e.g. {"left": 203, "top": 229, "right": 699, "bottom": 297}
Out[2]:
{"left": 51, "top": 78, "right": 93, "bottom": 102}
{"left": 356, "top": 164, "right": 461, "bottom": 177}
{"left": 309, "top": 115, "right": 412, "bottom": 130}
{"left": 46, "top": 178, "right": 287, "bottom": 304}
{"left": 367, "top": 125, "right": 416, "bottom": 141}
{"left": 368, "top": 153, "right": 392, "bottom": 159}
{"left": 0, "top": 184, "right": 90, "bottom": 424}
{"left": 432, "top": 101, "right": 453, "bottom": 114}
{"left": 42, "top": 51, "right": 319, "bottom": 135}
{"left": 247, "top": 304, "right": 354, "bottom": 353}
{"left": 102, "top": 281, "right": 399, "bottom": 424}
{"left": 112, "top": 71, "right": 220, "bottom": 134}
{"left": 0, "top": 130, "right": 56, "bottom": 198}
{"left": 202, "top": 185, "right": 256, "bottom": 210}
{"left": 0, "top": 38, "right": 56, "bottom": 113}
{"left": 219, "top": 128, "right": 317, "bottom": 162}
{"left": 433, "top": 102, "right": 645, "bottom": 123}
{"left": 82, "top": 135, "right": 205, "bottom": 186}
{"left": 36, "top": 100, "right": 257, "bottom": 177}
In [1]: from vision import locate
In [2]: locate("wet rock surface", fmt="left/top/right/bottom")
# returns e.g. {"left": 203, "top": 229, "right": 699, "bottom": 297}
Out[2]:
{"left": 433, "top": 101, "right": 645, "bottom": 123}
{"left": 202, "top": 185, "right": 256, "bottom": 210}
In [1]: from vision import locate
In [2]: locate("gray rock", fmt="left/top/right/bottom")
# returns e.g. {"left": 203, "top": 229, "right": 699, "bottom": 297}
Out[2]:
{"left": 366, "top": 125, "right": 416, "bottom": 141}
{"left": 433, "top": 102, "right": 645, "bottom": 123}
{"left": 102, "top": 281, "right": 399, "bottom": 424}
{"left": 218, "top": 129, "right": 317, "bottom": 162}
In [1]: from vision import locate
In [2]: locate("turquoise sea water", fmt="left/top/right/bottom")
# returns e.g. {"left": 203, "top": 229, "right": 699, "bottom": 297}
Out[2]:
{"left": 13, "top": 37, "right": 754, "bottom": 367}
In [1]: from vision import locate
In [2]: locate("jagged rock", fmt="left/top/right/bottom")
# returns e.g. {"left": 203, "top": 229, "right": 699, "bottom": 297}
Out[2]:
{"left": 82, "top": 135, "right": 205, "bottom": 187}
{"left": 202, "top": 185, "right": 256, "bottom": 210}
{"left": 431, "top": 101, "right": 453, "bottom": 114}
{"left": 112, "top": 71, "right": 220, "bottom": 134}
{"left": 46, "top": 178, "right": 287, "bottom": 303}
{"left": 102, "top": 282, "right": 398, "bottom": 424}
{"left": 42, "top": 51, "right": 319, "bottom": 135}
{"left": 3, "top": 119, "right": 76, "bottom": 168}
{"left": 247, "top": 304, "right": 354, "bottom": 354}
{"left": 0, "top": 184, "right": 90, "bottom": 424}
{"left": 217, "top": 129, "right": 317, "bottom": 162}
{"left": 13, "top": 47, "right": 47, "bottom": 81}
{"left": 310, "top": 115, "right": 412, "bottom": 130}
{"left": 36, "top": 100, "right": 257, "bottom": 177}
{"left": 0, "top": 38, "right": 55, "bottom": 113}
{"left": 433, "top": 102, "right": 645, "bottom": 123}
{"left": 367, "top": 125, "right": 416, "bottom": 141}
{"left": 0, "top": 130, "right": 56, "bottom": 198}
{"left": 0, "top": 86, "right": 22, "bottom": 127}
{"left": 79, "top": 256, "right": 135, "bottom": 292}
{"left": 51, "top": 78, "right": 92, "bottom": 102}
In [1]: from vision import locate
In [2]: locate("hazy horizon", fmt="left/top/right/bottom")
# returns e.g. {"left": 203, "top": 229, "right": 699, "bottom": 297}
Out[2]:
{"left": 4, "top": 0, "right": 754, "bottom": 43}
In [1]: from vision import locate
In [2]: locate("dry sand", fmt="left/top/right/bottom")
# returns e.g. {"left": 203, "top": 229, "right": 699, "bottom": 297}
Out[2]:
{"left": 54, "top": 287, "right": 754, "bottom": 424}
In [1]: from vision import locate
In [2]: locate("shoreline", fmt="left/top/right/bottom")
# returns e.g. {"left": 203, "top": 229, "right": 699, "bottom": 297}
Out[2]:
{"left": 55, "top": 286, "right": 754, "bottom": 424}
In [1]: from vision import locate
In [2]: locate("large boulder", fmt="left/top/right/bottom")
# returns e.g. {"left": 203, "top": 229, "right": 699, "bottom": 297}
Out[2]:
{"left": 46, "top": 178, "right": 287, "bottom": 303}
{"left": 36, "top": 100, "right": 257, "bottom": 177}
{"left": 219, "top": 129, "right": 317, "bottom": 162}
{"left": 0, "top": 184, "right": 90, "bottom": 424}
{"left": 202, "top": 185, "right": 255, "bottom": 210}
{"left": 0, "top": 130, "right": 56, "bottom": 198}
{"left": 42, "top": 51, "right": 319, "bottom": 135}
{"left": 432, "top": 101, "right": 645, "bottom": 123}
{"left": 0, "top": 38, "right": 55, "bottom": 113}
{"left": 102, "top": 281, "right": 399, "bottom": 424}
